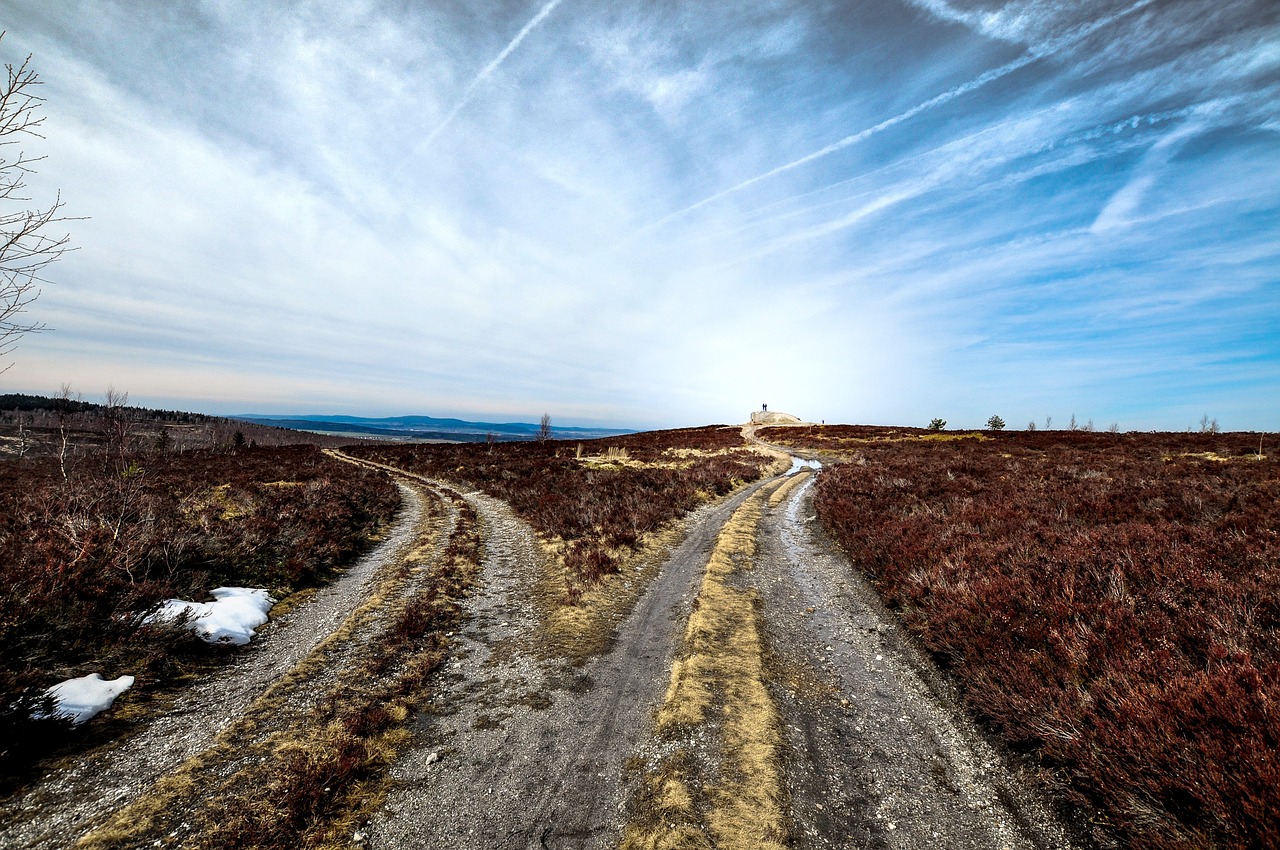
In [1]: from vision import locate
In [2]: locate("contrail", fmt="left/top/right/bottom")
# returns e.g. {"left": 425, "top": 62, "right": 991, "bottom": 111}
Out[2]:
{"left": 631, "top": 0, "right": 1156, "bottom": 236}
{"left": 415, "top": 0, "right": 564, "bottom": 153}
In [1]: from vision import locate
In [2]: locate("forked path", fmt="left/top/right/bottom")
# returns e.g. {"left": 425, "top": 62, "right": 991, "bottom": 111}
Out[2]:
{"left": 369, "top": 472, "right": 782, "bottom": 849}
{"left": 1, "top": 447, "right": 1077, "bottom": 849}
{"left": 370, "top": 447, "right": 1073, "bottom": 849}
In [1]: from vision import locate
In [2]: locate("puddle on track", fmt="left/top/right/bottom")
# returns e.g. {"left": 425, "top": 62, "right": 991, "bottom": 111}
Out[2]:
{"left": 788, "top": 457, "right": 823, "bottom": 474}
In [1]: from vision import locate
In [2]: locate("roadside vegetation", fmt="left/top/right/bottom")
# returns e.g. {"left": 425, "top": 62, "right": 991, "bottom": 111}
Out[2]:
{"left": 764, "top": 424, "right": 1279, "bottom": 850}
{"left": 0, "top": 425, "right": 399, "bottom": 787}
{"left": 346, "top": 426, "right": 783, "bottom": 655}
{"left": 82, "top": 480, "right": 480, "bottom": 850}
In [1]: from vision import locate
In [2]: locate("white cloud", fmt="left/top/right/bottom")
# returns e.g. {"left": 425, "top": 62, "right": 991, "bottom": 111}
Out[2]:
{"left": 3, "top": 0, "right": 1276, "bottom": 429}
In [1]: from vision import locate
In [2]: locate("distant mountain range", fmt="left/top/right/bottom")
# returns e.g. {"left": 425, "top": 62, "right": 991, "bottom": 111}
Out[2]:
{"left": 232, "top": 414, "right": 633, "bottom": 443}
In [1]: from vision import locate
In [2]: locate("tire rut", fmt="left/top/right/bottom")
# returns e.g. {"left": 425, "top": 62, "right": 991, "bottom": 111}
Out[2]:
{"left": 0, "top": 480, "right": 431, "bottom": 850}
{"left": 369, "top": 473, "right": 781, "bottom": 850}
{"left": 755, "top": 474, "right": 1076, "bottom": 850}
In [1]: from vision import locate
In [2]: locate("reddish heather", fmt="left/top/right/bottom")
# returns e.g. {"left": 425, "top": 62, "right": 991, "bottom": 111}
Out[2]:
{"left": 767, "top": 426, "right": 1279, "bottom": 849}
{"left": 0, "top": 445, "right": 399, "bottom": 778}
{"left": 347, "top": 426, "right": 773, "bottom": 596}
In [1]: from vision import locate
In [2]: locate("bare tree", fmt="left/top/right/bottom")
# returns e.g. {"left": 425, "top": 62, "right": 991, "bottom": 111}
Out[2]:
{"left": 14, "top": 407, "right": 27, "bottom": 457}
{"left": 55, "top": 380, "right": 80, "bottom": 479}
{"left": 102, "top": 386, "right": 130, "bottom": 470}
{"left": 1, "top": 33, "right": 72, "bottom": 369}
{"left": 537, "top": 413, "right": 552, "bottom": 442}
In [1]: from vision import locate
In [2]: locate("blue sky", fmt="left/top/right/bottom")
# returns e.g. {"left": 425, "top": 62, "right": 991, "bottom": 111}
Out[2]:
{"left": 2, "top": 0, "right": 1277, "bottom": 430}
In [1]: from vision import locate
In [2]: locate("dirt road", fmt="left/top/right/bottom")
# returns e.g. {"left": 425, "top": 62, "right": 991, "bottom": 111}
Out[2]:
{"left": 1, "top": 444, "right": 1076, "bottom": 849}
{"left": 755, "top": 473, "right": 1073, "bottom": 849}
{"left": 367, "top": 445, "right": 1073, "bottom": 849}
{"left": 368, "top": 476, "right": 777, "bottom": 849}
{"left": 0, "top": 477, "right": 440, "bottom": 849}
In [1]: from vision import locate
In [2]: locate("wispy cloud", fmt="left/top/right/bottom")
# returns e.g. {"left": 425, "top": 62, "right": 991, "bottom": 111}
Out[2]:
{"left": 407, "top": 0, "right": 565, "bottom": 158}
{"left": 631, "top": 0, "right": 1158, "bottom": 237}
{"left": 2, "top": 0, "right": 1276, "bottom": 430}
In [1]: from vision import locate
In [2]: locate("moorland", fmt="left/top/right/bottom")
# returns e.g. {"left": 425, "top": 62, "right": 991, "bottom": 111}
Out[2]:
{"left": 1, "top": 395, "right": 1275, "bottom": 850}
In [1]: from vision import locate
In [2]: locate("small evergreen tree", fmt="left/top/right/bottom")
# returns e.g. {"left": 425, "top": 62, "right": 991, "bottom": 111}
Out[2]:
{"left": 986, "top": 414, "right": 1005, "bottom": 430}
{"left": 927, "top": 418, "right": 946, "bottom": 431}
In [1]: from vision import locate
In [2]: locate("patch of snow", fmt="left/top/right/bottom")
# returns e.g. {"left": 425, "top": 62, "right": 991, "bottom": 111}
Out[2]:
{"left": 788, "top": 457, "right": 822, "bottom": 474}
{"left": 42, "top": 674, "right": 135, "bottom": 725}
{"left": 146, "top": 587, "right": 275, "bottom": 645}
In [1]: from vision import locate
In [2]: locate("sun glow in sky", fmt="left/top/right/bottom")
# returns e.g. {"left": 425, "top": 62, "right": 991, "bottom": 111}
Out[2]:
{"left": 3, "top": 0, "right": 1278, "bottom": 430}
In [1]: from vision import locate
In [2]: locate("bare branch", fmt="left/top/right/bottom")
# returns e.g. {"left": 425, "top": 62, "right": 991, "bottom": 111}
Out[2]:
{"left": 0, "top": 31, "right": 72, "bottom": 366}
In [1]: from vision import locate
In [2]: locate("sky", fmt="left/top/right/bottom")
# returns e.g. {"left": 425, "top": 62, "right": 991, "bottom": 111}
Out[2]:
{"left": 1, "top": 0, "right": 1277, "bottom": 430}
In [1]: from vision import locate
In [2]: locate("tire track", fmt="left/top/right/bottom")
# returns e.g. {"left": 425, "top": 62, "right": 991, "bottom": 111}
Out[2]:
{"left": 0, "top": 479, "right": 432, "bottom": 850}
{"left": 755, "top": 472, "right": 1076, "bottom": 849}
{"left": 366, "top": 463, "right": 782, "bottom": 850}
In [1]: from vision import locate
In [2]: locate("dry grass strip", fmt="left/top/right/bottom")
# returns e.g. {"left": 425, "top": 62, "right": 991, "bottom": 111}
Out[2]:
{"left": 621, "top": 484, "right": 788, "bottom": 850}
{"left": 767, "top": 469, "right": 811, "bottom": 508}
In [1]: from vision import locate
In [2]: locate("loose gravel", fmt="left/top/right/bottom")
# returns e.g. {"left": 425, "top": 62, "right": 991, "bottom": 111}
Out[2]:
{"left": 0, "top": 482, "right": 427, "bottom": 850}
{"left": 753, "top": 473, "right": 1077, "bottom": 850}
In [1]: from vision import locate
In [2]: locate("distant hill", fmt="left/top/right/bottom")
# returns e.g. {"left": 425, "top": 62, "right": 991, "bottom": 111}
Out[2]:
{"left": 0, "top": 393, "right": 351, "bottom": 456}
{"left": 233, "top": 414, "right": 634, "bottom": 442}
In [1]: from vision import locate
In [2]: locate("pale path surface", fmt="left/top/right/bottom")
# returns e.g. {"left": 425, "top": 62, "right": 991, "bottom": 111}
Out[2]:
{"left": 369, "top": 437, "right": 1076, "bottom": 849}
{"left": 753, "top": 473, "right": 1076, "bottom": 849}
{"left": 370, "top": 476, "right": 783, "bottom": 850}
{"left": 0, "top": 483, "right": 427, "bottom": 850}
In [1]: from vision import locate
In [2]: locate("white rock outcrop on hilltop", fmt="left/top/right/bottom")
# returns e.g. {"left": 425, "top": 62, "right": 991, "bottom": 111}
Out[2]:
{"left": 749, "top": 410, "right": 804, "bottom": 425}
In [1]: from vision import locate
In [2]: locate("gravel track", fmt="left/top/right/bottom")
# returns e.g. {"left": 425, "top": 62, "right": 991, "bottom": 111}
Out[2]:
{"left": 369, "top": 476, "right": 780, "bottom": 850}
{"left": 2, "top": 438, "right": 1080, "bottom": 850}
{"left": 367, "top": 442, "right": 1075, "bottom": 849}
{"left": 754, "top": 473, "right": 1076, "bottom": 850}
{"left": 0, "top": 481, "right": 429, "bottom": 850}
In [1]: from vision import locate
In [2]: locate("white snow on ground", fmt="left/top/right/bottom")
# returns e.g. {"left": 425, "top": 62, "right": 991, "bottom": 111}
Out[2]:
{"left": 789, "top": 457, "right": 823, "bottom": 474}
{"left": 43, "top": 674, "right": 135, "bottom": 725}
{"left": 147, "top": 587, "right": 275, "bottom": 645}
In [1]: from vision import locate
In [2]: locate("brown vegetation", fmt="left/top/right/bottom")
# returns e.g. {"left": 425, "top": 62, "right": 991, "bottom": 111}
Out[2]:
{"left": 83, "top": 486, "right": 482, "bottom": 850}
{"left": 768, "top": 425, "right": 1279, "bottom": 850}
{"left": 0, "top": 443, "right": 399, "bottom": 784}
{"left": 346, "top": 426, "right": 779, "bottom": 602}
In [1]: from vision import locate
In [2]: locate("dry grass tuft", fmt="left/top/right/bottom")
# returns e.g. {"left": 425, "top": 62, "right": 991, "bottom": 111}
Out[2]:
{"left": 619, "top": 753, "right": 713, "bottom": 850}
{"left": 767, "top": 469, "right": 811, "bottom": 508}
